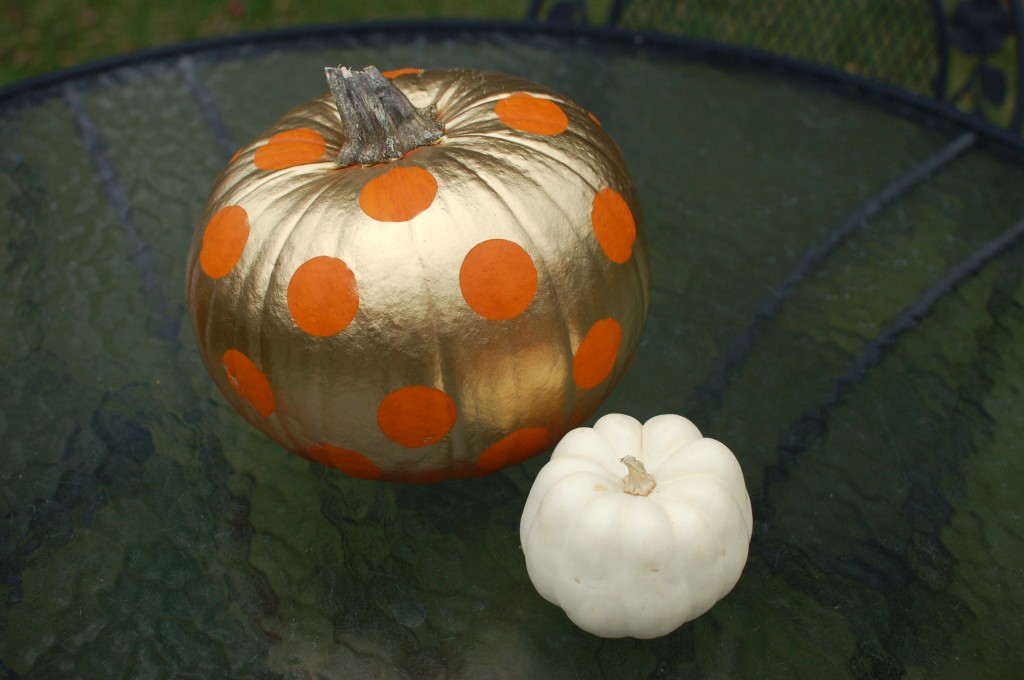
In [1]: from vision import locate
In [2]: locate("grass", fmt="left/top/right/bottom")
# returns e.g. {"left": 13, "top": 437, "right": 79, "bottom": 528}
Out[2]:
{"left": 1, "top": 0, "right": 1017, "bottom": 130}
{"left": 0, "top": 0, "right": 528, "bottom": 87}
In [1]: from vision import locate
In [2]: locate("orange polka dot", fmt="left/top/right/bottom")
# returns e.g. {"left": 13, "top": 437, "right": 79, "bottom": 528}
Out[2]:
{"left": 573, "top": 318, "right": 622, "bottom": 389}
{"left": 385, "top": 466, "right": 483, "bottom": 484}
{"left": 378, "top": 386, "right": 457, "bottom": 448}
{"left": 382, "top": 68, "right": 423, "bottom": 78}
{"left": 359, "top": 166, "right": 438, "bottom": 222}
{"left": 287, "top": 256, "right": 359, "bottom": 336}
{"left": 254, "top": 128, "right": 327, "bottom": 171}
{"left": 200, "top": 205, "right": 250, "bottom": 278}
{"left": 307, "top": 443, "right": 383, "bottom": 479}
{"left": 591, "top": 188, "right": 636, "bottom": 264}
{"left": 478, "top": 427, "right": 551, "bottom": 472}
{"left": 222, "top": 349, "right": 276, "bottom": 416}
{"left": 495, "top": 94, "right": 569, "bottom": 135}
{"left": 459, "top": 239, "right": 538, "bottom": 320}
{"left": 588, "top": 111, "right": 602, "bottom": 127}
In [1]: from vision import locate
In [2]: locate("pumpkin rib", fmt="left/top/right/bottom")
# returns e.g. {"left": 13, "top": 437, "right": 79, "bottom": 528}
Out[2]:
{"left": 654, "top": 492, "right": 730, "bottom": 599}
{"left": 438, "top": 156, "right": 580, "bottom": 440}
{"left": 197, "top": 194, "right": 278, "bottom": 393}
{"left": 255, "top": 178, "right": 338, "bottom": 323}
{"left": 440, "top": 88, "right": 611, "bottom": 192}
{"left": 439, "top": 142, "right": 594, "bottom": 259}
{"left": 401, "top": 208, "right": 455, "bottom": 450}
{"left": 447, "top": 130, "right": 602, "bottom": 193}
{"left": 659, "top": 472, "right": 752, "bottom": 535}
{"left": 211, "top": 166, "right": 354, "bottom": 450}
{"left": 549, "top": 472, "right": 622, "bottom": 599}
{"left": 422, "top": 73, "right": 550, "bottom": 126}
{"left": 220, "top": 162, "right": 298, "bottom": 209}
{"left": 446, "top": 131, "right": 624, "bottom": 334}
{"left": 439, "top": 148, "right": 577, "bottom": 411}
{"left": 440, "top": 141, "right": 598, "bottom": 343}
{"left": 255, "top": 178, "right": 359, "bottom": 449}
{"left": 452, "top": 133, "right": 613, "bottom": 249}
{"left": 427, "top": 89, "right": 491, "bottom": 129}
{"left": 424, "top": 148, "right": 578, "bottom": 438}
{"left": 420, "top": 77, "right": 482, "bottom": 126}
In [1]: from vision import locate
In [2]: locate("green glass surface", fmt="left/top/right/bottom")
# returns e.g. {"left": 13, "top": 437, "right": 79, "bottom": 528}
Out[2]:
{"left": 1, "top": 28, "right": 1023, "bottom": 678}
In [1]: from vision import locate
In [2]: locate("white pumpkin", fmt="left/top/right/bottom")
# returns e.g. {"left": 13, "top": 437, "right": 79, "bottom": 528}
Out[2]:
{"left": 519, "top": 413, "right": 753, "bottom": 639}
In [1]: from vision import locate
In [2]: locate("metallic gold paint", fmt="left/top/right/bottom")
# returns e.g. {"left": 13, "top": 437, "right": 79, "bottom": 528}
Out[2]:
{"left": 185, "top": 68, "right": 650, "bottom": 482}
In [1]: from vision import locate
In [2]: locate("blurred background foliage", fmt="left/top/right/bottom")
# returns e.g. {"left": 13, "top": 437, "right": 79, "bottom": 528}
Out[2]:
{"left": 1, "top": 1, "right": 1019, "bottom": 129}
{"left": 1, "top": 0, "right": 597, "bottom": 87}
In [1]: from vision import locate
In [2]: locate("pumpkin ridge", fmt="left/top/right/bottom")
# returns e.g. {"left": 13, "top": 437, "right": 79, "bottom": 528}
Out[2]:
{"left": 215, "top": 164, "right": 333, "bottom": 247}
{"left": 460, "top": 131, "right": 606, "bottom": 208}
{"left": 421, "top": 71, "right": 521, "bottom": 122}
{"left": 220, "top": 164, "right": 299, "bottom": 211}
{"left": 660, "top": 492, "right": 730, "bottom": 598}
{"left": 402, "top": 211, "right": 455, "bottom": 437}
{"left": 659, "top": 473, "right": 751, "bottom": 527}
{"left": 252, "top": 174, "right": 358, "bottom": 392}
{"left": 548, "top": 472, "right": 621, "bottom": 596}
{"left": 422, "top": 83, "right": 480, "bottom": 128}
{"left": 438, "top": 147, "right": 577, "bottom": 414}
{"left": 438, "top": 142, "right": 595, "bottom": 256}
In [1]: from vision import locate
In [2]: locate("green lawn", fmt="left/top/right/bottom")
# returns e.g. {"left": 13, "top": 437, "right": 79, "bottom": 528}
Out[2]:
{"left": 0, "top": 0, "right": 533, "bottom": 87}
{"left": 1, "top": 0, "right": 1018, "bottom": 131}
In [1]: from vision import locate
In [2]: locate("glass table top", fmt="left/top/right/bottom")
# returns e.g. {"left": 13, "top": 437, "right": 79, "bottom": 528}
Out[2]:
{"left": 2, "top": 22, "right": 1023, "bottom": 679}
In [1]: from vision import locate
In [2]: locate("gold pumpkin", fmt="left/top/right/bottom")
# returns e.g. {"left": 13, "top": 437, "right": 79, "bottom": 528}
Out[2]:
{"left": 185, "top": 66, "right": 650, "bottom": 482}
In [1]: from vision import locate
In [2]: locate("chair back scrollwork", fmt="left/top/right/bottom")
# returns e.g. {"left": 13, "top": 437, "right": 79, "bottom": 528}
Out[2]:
{"left": 528, "top": 0, "right": 1023, "bottom": 135}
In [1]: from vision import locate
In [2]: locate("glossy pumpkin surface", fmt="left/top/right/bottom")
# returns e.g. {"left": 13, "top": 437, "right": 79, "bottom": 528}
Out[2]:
{"left": 185, "top": 67, "right": 650, "bottom": 482}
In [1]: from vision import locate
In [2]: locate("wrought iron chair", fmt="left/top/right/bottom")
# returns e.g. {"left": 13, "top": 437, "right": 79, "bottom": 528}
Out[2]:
{"left": 527, "top": 0, "right": 1023, "bottom": 135}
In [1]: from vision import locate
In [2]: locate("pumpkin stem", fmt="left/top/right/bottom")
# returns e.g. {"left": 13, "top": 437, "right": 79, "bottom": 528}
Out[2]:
{"left": 621, "top": 455, "right": 656, "bottom": 496}
{"left": 325, "top": 65, "right": 444, "bottom": 167}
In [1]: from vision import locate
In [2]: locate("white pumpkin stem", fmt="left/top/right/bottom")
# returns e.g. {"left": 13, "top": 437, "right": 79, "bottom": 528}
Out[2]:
{"left": 324, "top": 65, "right": 444, "bottom": 167}
{"left": 621, "top": 455, "right": 656, "bottom": 496}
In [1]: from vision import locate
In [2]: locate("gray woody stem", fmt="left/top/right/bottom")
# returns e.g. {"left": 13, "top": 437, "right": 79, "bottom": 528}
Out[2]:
{"left": 325, "top": 65, "right": 444, "bottom": 167}
{"left": 621, "top": 456, "right": 656, "bottom": 496}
